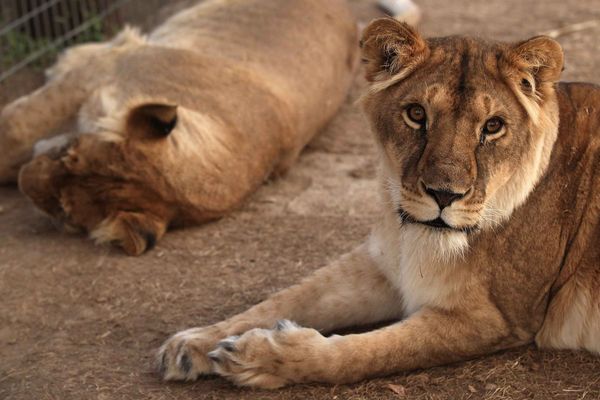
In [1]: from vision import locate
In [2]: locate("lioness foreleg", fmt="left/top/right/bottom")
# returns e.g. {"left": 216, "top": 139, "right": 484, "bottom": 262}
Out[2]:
{"left": 158, "top": 245, "right": 403, "bottom": 381}
{"left": 209, "top": 303, "right": 512, "bottom": 388}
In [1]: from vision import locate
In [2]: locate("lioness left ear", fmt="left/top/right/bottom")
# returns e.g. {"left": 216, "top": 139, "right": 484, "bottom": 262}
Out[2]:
{"left": 126, "top": 103, "right": 178, "bottom": 139}
{"left": 510, "top": 36, "right": 564, "bottom": 86}
{"left": 360, "top": 18, "right": 429, "bottom": 83}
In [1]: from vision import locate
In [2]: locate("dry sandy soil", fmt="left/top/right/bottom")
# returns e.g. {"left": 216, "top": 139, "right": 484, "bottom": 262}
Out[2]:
{"left": 1, "top": 0, "right": 600, "bottom": 399}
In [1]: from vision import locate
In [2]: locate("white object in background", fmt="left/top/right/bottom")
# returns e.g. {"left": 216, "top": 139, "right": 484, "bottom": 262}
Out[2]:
{"left": 378, "top": 0, "right": 422, "bottom": 26}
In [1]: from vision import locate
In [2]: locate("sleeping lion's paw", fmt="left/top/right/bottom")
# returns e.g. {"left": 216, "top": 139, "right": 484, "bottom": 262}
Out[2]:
{"left": 157, "top": 326, "right": 223, "bottom": 381}
{"left": 208, "top": 320, "right": 331, "bottom": 389}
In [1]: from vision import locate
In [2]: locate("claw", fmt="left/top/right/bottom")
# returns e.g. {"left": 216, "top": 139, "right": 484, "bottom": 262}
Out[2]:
{"left": 179, "top": 352, "right": 192, "bottom": 374}
{"left": 217, "top": 337, "right": 238, "bottom": 352}
{"left": 207, "top": 350, "right": 221, "bottom": 362}
{"left": 274, "top": 319, "right": 298, "bottom": 331}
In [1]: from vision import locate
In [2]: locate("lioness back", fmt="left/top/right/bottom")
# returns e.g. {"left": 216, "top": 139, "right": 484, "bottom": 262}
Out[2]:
{"left": 534, "top": 82, "right": 600, "bottom": 353}
{"left": 12, "top": 0, "right": 358, "bottom": 255}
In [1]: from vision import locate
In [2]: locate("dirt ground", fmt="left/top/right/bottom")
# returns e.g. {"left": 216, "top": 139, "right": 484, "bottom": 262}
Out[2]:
{"left": 1, "top": 0, "right": 600, "bottom": 399}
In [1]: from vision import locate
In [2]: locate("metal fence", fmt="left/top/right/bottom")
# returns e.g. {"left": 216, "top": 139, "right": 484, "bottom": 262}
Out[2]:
{"left": 0, "top": 0, "right": 135, "bottom": 82}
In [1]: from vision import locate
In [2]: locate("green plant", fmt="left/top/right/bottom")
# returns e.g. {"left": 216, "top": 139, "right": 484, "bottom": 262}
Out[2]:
{"left": 0, "top": 12, "right": 109, "bottom": 73}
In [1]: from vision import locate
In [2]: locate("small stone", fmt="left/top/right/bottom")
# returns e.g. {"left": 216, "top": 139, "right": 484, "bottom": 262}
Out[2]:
{"left": 387, "top": 384, "right": 407, "bottom": 397}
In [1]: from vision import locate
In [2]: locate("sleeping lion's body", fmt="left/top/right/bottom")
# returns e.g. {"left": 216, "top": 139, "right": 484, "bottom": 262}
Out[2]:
{"left": 0, "top": 0, "right": 358, "bottom": 255}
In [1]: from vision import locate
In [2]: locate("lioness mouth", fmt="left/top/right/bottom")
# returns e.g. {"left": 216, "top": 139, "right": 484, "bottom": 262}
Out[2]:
{"left": 397, "top": 207, "right": 475, "bottom": 233}
{"left": 421, "top": 217, "right": 451, "bottom": 229}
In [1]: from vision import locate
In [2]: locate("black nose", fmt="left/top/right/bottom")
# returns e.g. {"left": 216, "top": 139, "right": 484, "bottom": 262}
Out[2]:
{"left": 424, "top": 187, "right": 465, "bottom": 209}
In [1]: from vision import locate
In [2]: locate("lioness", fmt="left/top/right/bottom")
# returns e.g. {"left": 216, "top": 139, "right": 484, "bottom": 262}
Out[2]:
{"left": 0, "top": 0, "right": 357, "bottom": 255}
{"left": 158, "top": 19, "right": 600, "bottom": 388}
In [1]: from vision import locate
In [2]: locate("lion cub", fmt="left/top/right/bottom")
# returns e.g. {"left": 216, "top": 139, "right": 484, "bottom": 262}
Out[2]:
{"left": 158, "top": 18, "right": 600, "bottom": 388}
{"left": 0, "top": 0, "right": 357, "bottom": 255}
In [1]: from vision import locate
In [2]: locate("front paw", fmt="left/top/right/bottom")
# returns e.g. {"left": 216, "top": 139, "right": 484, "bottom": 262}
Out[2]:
{"left": 208, "top": 320, "right": 329, "bottom": 389}
{"left": 157, "top": 326, "right": 223, "bottom": 381}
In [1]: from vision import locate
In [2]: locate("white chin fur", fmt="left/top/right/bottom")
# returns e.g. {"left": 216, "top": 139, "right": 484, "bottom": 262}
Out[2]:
{"left": 399, "top": 223, "right": 470, "bottom": 262}
{"left": 368, "top": 220, "right": 471, "bottom": 317}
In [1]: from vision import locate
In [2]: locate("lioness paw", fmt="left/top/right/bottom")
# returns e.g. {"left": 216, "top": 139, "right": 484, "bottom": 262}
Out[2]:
{"left": 157, "top": 327, "right": 222, "bottom": 381}
{"left": 208, "top": 320, "right": 329, "bottom": 389}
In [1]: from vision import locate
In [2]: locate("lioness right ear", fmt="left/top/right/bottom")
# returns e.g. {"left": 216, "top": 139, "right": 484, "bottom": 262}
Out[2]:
{"left": 510, "top": 36, "right": 564, "bottom": 85}
{"left": 360, "top": 18, "right": 429, "bottom": 83}
{"left": 126, "top": 103, "right": 178, "bottom": 139}
{"left": 501, "top": 35, "right": 563, "bottom": 102}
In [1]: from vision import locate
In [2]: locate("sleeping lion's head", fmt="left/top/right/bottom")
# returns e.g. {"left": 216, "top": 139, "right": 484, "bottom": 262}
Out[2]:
{"left": 18, "top": 102, "right": 231, "bottom": 256}
{"left": 361, "top": 19, "right": 563, "bottom": 252}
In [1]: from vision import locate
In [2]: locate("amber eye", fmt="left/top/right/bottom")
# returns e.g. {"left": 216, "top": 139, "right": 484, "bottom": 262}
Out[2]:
{"left": 403, "top": 104, "right": 427, "bottom": 129}
{"left": 408, "top": 104, "right": 426, "bottom": 123}
{"left": 483, "top": 117, "right": 504, "bottom": 135}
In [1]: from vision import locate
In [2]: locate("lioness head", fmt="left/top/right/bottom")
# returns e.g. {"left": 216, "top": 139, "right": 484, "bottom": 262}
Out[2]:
{"left": 18, "top": 102, "right": 228, "bottom": 256}
{"left": 361, "top": 19, "right": 563, "bottom": 255}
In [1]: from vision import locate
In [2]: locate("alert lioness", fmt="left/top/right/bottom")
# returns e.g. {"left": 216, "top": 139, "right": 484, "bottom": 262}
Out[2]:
{"left": 0, "top": 0, "right": 357, "bottom": 255}
{"left": 158, "top": 19, "right": 600, "bottom": 388}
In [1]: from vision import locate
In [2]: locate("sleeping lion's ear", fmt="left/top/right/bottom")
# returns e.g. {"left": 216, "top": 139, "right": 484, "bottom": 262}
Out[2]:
{"left": 509, "top": 36, "right": 564, "bottom": 87}
{"left": 126, "top": 103, "right": 178, "bottom": 139}
{"left": 360, "top": 18, "right": 429, "bottom": 83}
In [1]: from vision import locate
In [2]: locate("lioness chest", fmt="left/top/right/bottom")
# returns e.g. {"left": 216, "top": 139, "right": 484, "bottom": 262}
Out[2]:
{"left": 368, "top": 218, "right": 477, "bottom": 316}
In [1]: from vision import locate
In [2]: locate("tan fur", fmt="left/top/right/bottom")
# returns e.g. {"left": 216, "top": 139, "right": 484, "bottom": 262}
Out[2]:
{"left": 158, "top": 19, "right": 600, "bottom": 388}
{"left": 0, "top": 0, "right": 358, "bottom": 255}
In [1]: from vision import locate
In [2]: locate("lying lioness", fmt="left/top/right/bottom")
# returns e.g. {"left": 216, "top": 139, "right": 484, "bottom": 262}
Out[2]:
{"left": 0, "top": 0, "right": 357, "bottom": 255}
{"left": 158, "top": 19, "right": 600, "bottom": 388}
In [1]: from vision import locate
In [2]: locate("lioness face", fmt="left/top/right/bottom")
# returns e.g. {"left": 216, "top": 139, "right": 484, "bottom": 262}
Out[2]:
{"left": 18, "top": 104, "right": 217, "bottom": 256}
{"left": 361, "top": 19, "right": 563, "bottom": 240}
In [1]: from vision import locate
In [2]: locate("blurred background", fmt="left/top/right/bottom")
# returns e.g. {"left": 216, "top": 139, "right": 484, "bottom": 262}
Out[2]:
{"left": 0, "top": 0, "right": 191, "bottom": 106}
{"left": 0, "top": 0, "right": 157, "bottom": 81}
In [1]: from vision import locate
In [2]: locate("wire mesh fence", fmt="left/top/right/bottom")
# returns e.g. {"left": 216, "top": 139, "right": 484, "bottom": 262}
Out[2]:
{"left": 0, "top": 0, "right": 171, "bottom": 82}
